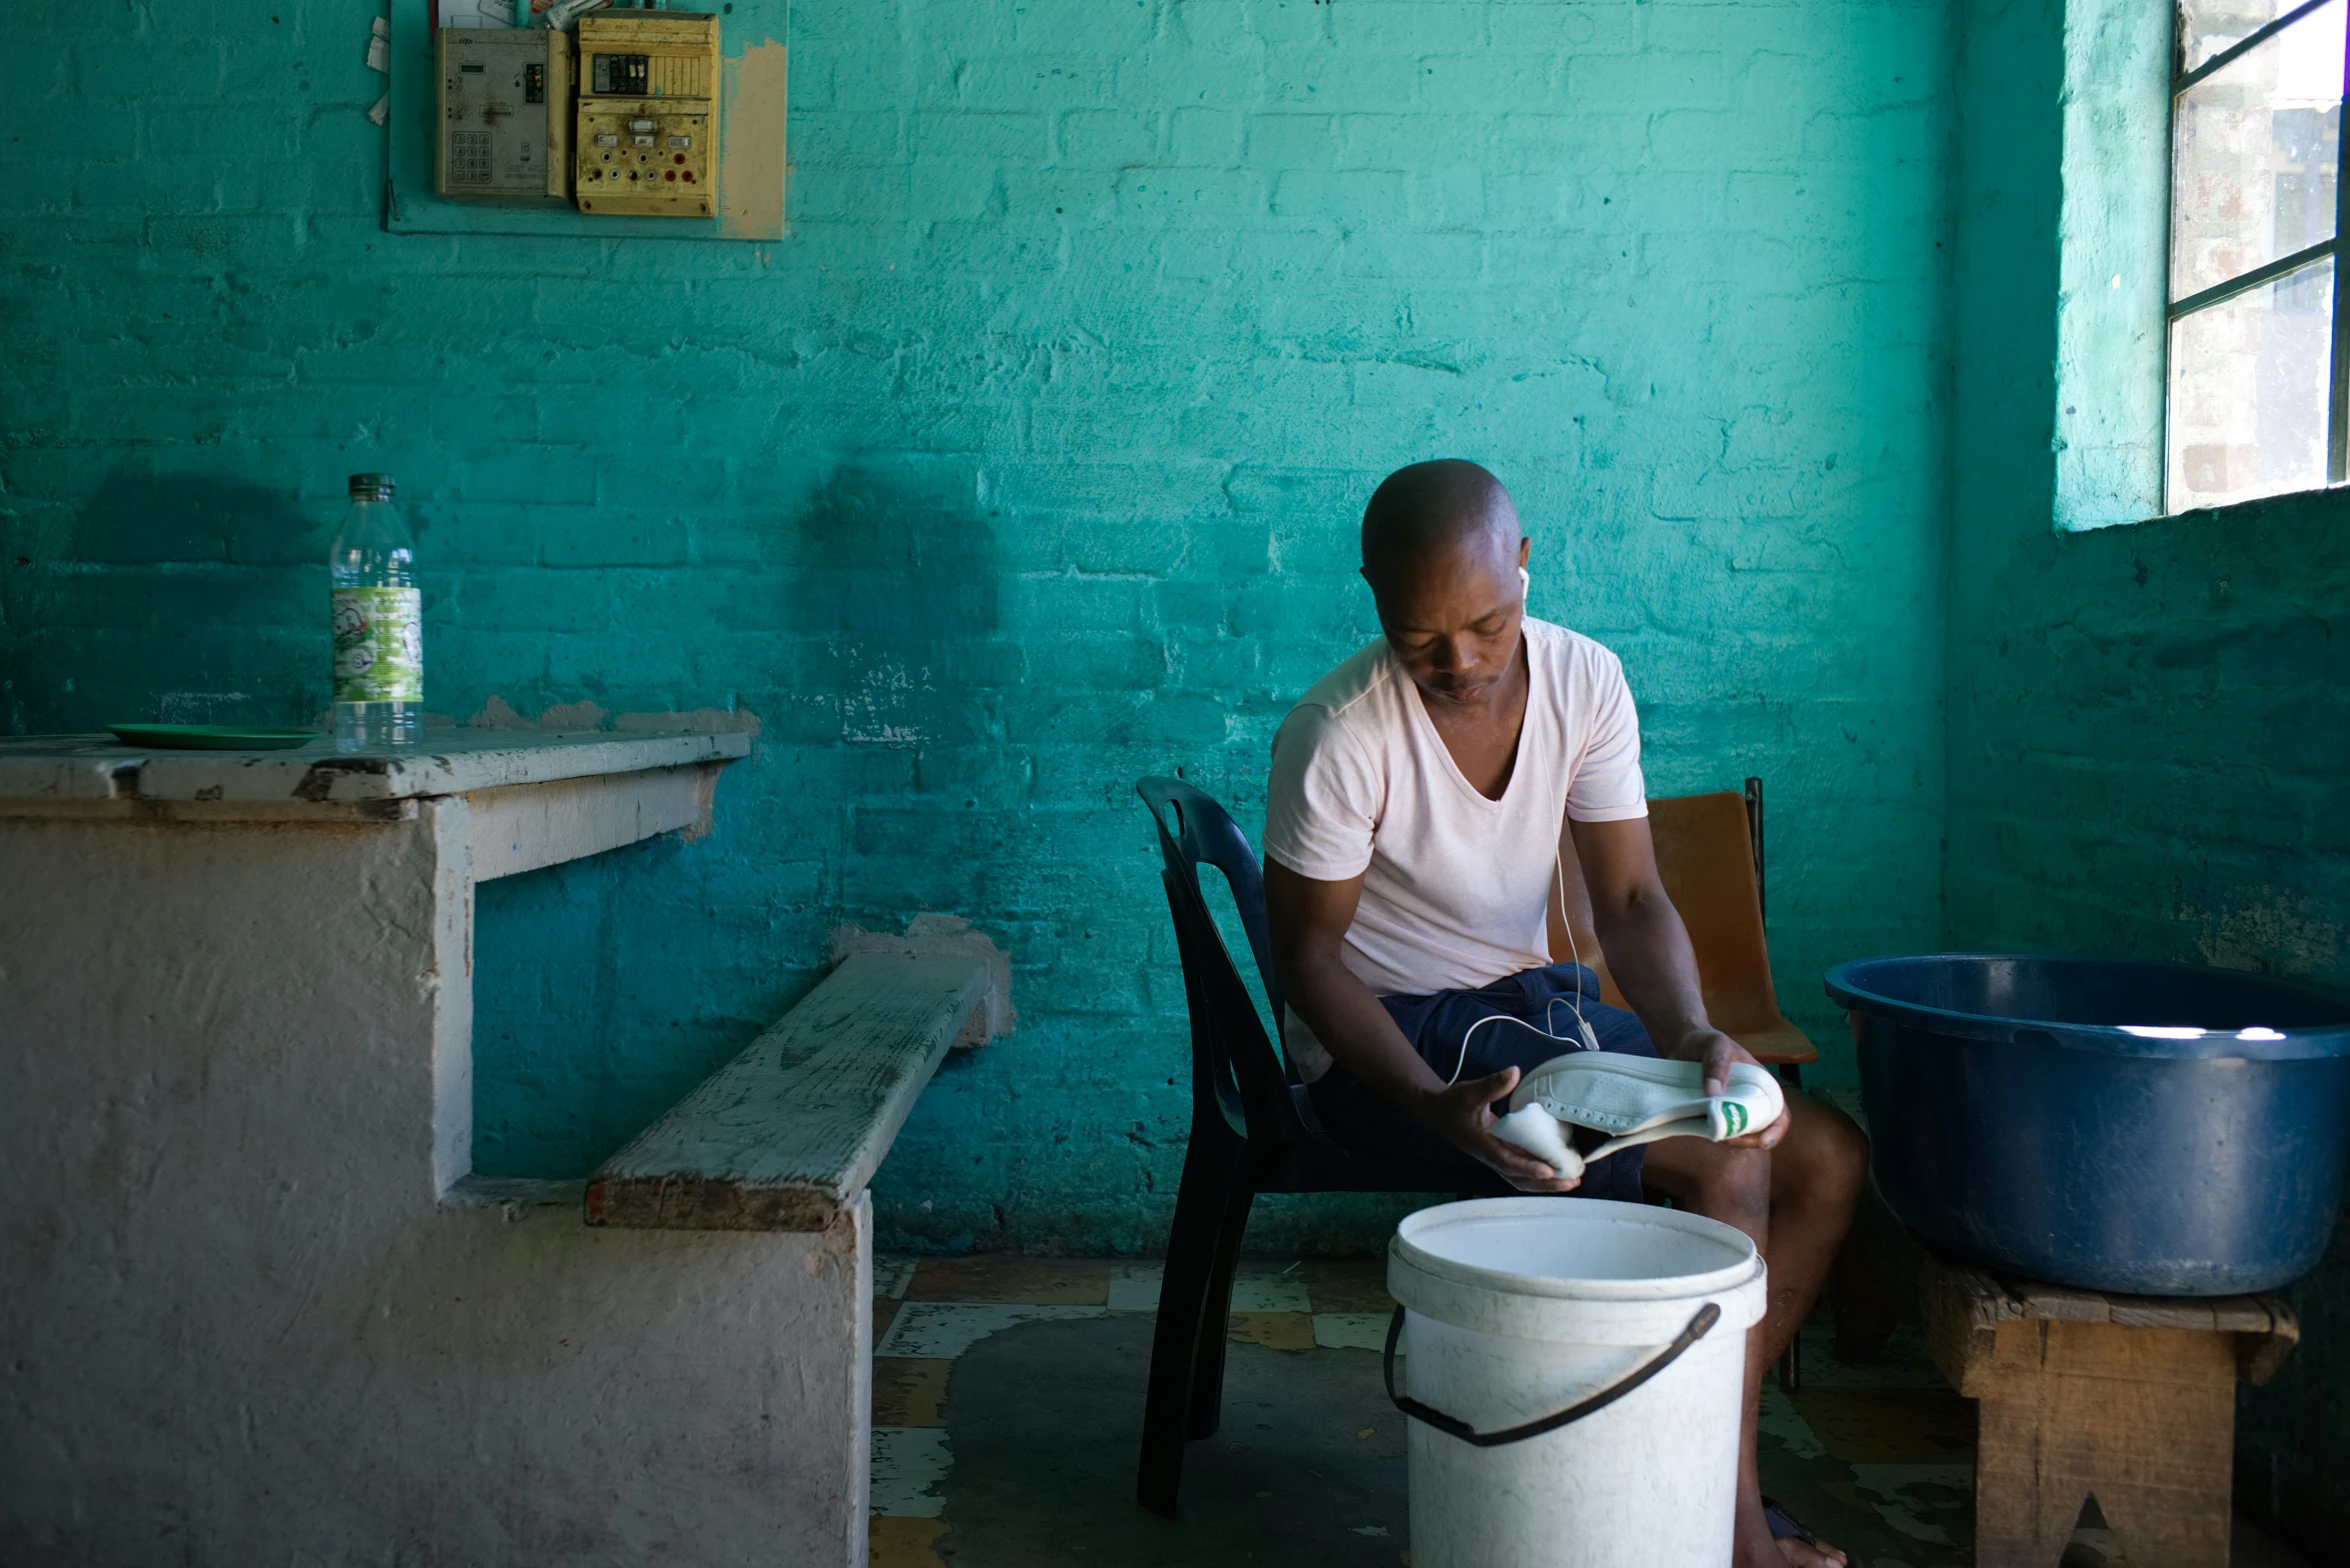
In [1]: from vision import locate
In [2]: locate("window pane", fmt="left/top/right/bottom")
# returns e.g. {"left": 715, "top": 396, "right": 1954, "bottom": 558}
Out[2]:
{"left": 2171, "top": 0, "right": 2343, "bottom": 300}
{"left": 2167, "top": 257, "right": 2334, "bottom": 508}
{"left": 2180, "top": 0, "right": 2345, "bottom": 76}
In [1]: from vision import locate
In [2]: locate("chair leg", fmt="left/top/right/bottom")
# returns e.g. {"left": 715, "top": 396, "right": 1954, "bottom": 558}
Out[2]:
{"left": 1772, "top": 1060, "right": 1807, "bottom": 1393}
{"left": 1137, "top": 1129, "right": 1248, "bottom": 1519}
{"left": 1185, "top": 1169, "right": 1256, "bottom": 1440}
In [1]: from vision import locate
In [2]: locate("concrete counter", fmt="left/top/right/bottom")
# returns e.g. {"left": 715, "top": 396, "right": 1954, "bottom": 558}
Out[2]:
{"left": 0, "top": 728, "right": 880, "bottom": 1568}
{"left": 0, "top": 727, "right": 746, "bottom": 808}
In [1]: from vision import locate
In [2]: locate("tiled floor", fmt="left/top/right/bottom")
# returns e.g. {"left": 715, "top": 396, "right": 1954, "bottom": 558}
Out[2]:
{"left": 868, "top": 1255, "right": 2309, "bottom": 1567}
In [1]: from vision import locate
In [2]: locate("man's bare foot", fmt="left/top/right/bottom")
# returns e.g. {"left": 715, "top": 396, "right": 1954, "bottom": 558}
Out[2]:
{"left": 1777, "top": 1533, "right": 1848, "bottom": 1568}
{"left": 1733, "top": 1495, "right": 1848, "bottom": 1568}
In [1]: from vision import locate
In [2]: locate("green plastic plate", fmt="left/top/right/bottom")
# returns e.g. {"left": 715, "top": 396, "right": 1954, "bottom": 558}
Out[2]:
{"left": 107, "top": 725, "right": 319, "bottom": 751}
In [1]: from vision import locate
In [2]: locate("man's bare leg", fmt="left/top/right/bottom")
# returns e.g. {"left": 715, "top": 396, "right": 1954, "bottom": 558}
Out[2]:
{"left": 1642, "top": 1095, "right": 1868, "bottom": 1568}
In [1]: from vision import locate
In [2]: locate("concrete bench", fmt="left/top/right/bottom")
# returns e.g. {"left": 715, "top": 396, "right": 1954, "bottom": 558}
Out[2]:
{"left": 569, "top": 946, "right": 999, "bottom": 1564}
{"left": 586, "top": 950, "right": 995, "bottom": 1231}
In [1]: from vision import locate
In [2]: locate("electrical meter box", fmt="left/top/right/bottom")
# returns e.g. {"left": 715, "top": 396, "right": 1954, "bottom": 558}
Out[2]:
{"left": 574, "top": 11, "right": 719, "bottom": 217}
{"left": 436, "top": 27, "right": 572, "bottom": 204}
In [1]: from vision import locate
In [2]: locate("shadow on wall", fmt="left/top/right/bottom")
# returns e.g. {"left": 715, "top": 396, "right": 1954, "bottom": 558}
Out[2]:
{"left": 469, "top": 832, "right": 754, "bottom": 1180}
{"left": 73, "top": 469, "right": 318, "bottom": 566}
{"left": 473, "top": 463, "right": 1020, "bottom": 1177}
{"left": 8, "top": 468, "right": 326, "bottom": 729}
{"left": 784, "top": 462, "right": 1015, "bottom": 751}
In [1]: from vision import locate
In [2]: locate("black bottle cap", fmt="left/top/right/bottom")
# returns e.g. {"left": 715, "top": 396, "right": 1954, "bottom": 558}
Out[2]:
{"left": 348, "top": 473, "right": 395, "bottom": 500}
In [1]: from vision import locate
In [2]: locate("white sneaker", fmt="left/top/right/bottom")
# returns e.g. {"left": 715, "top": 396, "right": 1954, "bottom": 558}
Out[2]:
{"left": 1488, "top": 1053, "right": 1787, "bottom": 1180}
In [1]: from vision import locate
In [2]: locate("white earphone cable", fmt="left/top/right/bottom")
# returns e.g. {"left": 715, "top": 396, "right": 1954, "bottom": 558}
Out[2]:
{"left": 1443, "top": 837, "right": 1600, "bottom": 1088}
{"left": 1443, "top": 566, "right": 1600, "bottom": 1091}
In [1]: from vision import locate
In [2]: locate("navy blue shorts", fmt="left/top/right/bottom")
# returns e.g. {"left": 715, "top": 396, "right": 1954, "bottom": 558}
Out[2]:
{"left": 1304, "top": 963, "right": 1660, "bottom": 1202}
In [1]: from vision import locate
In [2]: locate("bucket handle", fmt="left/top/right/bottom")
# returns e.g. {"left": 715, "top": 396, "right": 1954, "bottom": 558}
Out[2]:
{"left": 1380, "top": 1300, "right": 1723, "bottom": 1448}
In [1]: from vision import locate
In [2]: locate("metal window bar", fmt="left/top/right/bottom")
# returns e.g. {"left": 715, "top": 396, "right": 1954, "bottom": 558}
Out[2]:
{"left": 2176, "top": 0, "right": 2332, "bottom": 94}
{"left": 2336, "top": 15, "right": 2350, "bottom": 480}
{"left": 2165, "top": 0, "right": 2350, "bottom": 488}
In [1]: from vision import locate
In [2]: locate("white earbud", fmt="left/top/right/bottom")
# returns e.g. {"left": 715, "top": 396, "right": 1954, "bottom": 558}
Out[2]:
{"left": 1519, "top": 565, "right": 1532, "bottom": 599}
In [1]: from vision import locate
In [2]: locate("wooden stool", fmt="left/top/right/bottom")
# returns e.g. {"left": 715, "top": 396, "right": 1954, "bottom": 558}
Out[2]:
{"left": 1915, "top": 1243, "right": 2299, "bottom": 1568}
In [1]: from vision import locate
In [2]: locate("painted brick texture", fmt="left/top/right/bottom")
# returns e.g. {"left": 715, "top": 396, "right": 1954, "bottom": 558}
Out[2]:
{"left": 3, "top": 0, "right": 1951, "bottom": 1252}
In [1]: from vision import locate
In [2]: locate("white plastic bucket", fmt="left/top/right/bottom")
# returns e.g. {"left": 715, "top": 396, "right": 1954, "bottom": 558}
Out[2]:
{"left": 1385, "top": 1197, "right": 1767, "bottom": 1568}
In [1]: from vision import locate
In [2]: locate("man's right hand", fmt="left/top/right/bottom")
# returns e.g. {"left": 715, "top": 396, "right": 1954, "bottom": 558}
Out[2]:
{"left": 1267, "top": 861, "right": 1583, "bottom": 1194}
{"left": 1417, "top": 1066, "right": 1582, "bottom": 1193}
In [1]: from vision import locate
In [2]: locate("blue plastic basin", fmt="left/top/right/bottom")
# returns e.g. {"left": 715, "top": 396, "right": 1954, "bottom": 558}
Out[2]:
{"left": 1825, "top": 954, "right": 2350, "bottom": 1295}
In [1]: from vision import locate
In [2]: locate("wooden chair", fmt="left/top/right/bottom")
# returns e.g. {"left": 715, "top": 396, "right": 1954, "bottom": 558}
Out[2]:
{"left": 1547, "top": 778, "right": 1818, "bottom": 1084}
{"left": 1551, "top": 777, "right": 1818, "bottom": 1387}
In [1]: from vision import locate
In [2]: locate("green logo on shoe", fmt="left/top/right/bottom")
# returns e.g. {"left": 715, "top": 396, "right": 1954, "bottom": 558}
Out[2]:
{"left": 1722, "top": 1103, "right": 1747, "bottom": 1137}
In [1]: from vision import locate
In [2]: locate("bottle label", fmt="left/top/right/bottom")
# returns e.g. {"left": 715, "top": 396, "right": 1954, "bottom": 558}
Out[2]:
{"left": 332, "top": 587, "right": 423, "bottom": 704}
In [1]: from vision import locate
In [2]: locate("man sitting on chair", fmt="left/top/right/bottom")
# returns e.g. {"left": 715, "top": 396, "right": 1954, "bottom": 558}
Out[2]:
{"left": 1263, "top": 459, "right": 1868, "bottom": 1568}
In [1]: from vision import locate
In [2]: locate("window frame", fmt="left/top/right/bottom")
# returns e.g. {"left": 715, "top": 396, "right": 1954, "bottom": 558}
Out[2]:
{"left": 2165, "top": 0, "right": 2350, "bottom": 503}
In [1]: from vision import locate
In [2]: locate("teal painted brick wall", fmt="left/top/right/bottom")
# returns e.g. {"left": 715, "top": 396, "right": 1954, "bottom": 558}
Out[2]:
{"left": 3, "top": 0, "right": 1951, "bottom": 1253}
{"left": 1947, "top": 0, "right": 2350, "bottom": 1551}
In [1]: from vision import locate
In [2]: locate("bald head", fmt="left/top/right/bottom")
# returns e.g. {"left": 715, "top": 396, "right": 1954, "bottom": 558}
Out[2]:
{"left": 1360, "top": 460, "right": 1520, "bottom": 589}
{"left": 1356, "top": 460, "right": 1531, "bottom": 710}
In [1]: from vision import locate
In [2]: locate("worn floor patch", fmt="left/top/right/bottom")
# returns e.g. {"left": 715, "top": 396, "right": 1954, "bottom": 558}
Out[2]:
{"left": 877, "top": 1302, "right": 1106, "bottom": 1359}
{"left": 873, "top": 1257, "right": 919, "bottom": 1302}
{"left": 1311, "top": 1312, "right": 1393, "bottom": 1351}
{"left": 905, "top": 1256, "right": 1112, "bottom": 1305}
{"left": 873, "top": 1357, "right": 953, "bottom": 1428}
{"left": 1225, "top": 1311, "right": 1317, "bottom": 1350}
{"left": 1794, "top": 1387, "right": 1977, "bottom": 1465}
{"left": 868, "top": 1515, "right": 948, "bottom": 1568}
{"left": 1291, "top": 1259, "right": 1394, "bottom": 1314}
{"left": 1101, "top": 1264, "right": 1315, "bottom": 1314}
{"left": 930, "top": 1312, "right": 1410, "bottom": 1566}
{"left": 870, "top": 1426, "right": 951, "bottom": 1519}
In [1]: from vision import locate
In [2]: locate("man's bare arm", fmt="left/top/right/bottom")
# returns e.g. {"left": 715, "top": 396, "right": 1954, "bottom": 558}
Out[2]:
{"left": 1566, "top": 815, "right": 1787, "bottom": 1147}
{"left": 1263, "top": 858, "right": 1578, "bottom": 1190}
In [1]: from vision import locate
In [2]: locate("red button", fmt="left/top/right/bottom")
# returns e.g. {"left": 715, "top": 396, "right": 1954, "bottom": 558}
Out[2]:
{"left": 665, "top": 170, "right": 676, "bottom": 180}
{"left": 682, "top": 170, "right": 694, "bottom": 181}
{"left": 675, "top": 153, "right": 685, "bottom": 164}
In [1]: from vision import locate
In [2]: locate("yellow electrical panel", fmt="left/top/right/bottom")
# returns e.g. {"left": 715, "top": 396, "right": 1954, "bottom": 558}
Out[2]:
{"left": 574, "top": 11, "right": 719, "bottom": 218}
{"left": 436, "top": 27, "right": 572, "bottom": 205}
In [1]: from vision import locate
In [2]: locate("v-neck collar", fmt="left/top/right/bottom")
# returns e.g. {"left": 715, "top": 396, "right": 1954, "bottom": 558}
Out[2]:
{"left": 1393, "top": 631, "right": 1538, "bottom": 810}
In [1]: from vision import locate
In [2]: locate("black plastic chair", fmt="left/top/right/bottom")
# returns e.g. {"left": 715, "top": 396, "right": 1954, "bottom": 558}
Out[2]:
{"left": 1134, "top": 776, "right": 1510, "bottom": 1518}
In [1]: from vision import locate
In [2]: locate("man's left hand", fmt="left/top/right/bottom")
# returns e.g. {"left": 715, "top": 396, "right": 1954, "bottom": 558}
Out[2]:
{"left": 1667, "top": 1028, "right": 1788, "bottom": 1150}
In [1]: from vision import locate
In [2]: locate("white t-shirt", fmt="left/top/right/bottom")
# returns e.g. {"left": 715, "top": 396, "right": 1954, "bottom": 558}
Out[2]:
{"left": 1261, "top": 618, "right": 1649, "bottom": 1080}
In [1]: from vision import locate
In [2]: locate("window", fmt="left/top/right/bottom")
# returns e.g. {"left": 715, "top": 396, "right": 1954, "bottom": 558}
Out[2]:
{"left": 2167, "top": 0, "right": 2347, "bottom": 511}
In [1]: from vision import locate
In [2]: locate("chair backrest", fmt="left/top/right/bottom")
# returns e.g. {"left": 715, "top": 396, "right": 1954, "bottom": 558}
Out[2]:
{"left": 1135, "top": 778, "right": 1307, "bottom": 1146}
{"left": 1648, "top": 790, "right": 1784, "bottom": 1035}
{"left": 1549, "top": 787, "right": 1787, "bottom": 1035}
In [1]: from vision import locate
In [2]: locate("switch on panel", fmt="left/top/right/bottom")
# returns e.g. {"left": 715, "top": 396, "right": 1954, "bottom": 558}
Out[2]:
{"left": 573, "top": 11, "right": 718, "bottom": 217}
{"left": 436, "top": 27, "right": 572, "bottom": 205}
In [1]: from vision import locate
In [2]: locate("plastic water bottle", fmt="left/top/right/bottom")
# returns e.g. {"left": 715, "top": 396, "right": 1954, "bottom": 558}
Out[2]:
{"left": 329, "top": 472, "right": 423, "bottom": 752}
